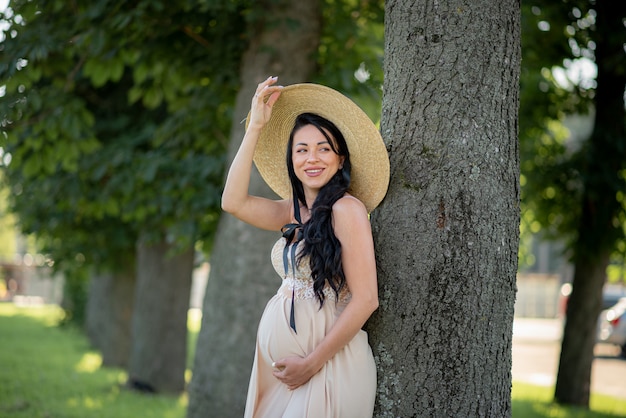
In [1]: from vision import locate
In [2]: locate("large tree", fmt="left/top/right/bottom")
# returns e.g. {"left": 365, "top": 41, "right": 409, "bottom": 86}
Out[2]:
{"left": 366, "top": 1, "right": 521, "bottom": 416}
{"left": 519, "top": 1, "right": 626, "bottom": 407}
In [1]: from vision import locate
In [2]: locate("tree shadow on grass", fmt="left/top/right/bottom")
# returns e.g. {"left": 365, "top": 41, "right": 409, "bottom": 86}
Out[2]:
{"left": 0, "top": 304, "right": 187, "bottom": 418}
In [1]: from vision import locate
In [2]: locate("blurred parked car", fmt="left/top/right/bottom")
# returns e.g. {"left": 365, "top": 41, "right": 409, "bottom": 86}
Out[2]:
{"left": 597, "top": 297, "right": 626, "bottom": 358}
{"left": 602, "top": 286, "right": 626, "bottom": 310}
{"left": 558, "top": 283, "right": 626, "bottom": 317}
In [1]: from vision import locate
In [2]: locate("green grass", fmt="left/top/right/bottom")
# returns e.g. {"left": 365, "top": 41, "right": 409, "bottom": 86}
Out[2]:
{"left": 512, "top": 381, "right": 626, "bottom": 417}
{"left": 0, "top": 303, "right": 188, "bottom": 418}
{"left": 1, "top": 303, "right": 625, "bottom": 417}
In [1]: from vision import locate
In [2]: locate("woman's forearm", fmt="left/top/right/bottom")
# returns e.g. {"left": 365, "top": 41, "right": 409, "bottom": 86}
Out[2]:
{"left": 222, "top": 77, "right": 282, "bottom": 216}
{"left": 305, "top": 296, "right": 379, "bottom": 374}
{"left": 221, "top": 125, "right": 262, "bottom": 214}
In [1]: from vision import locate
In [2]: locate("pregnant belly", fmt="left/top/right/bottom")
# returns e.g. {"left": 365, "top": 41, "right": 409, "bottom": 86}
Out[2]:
{"left": 256, "top": 294, "right": 334, "bottom": 362}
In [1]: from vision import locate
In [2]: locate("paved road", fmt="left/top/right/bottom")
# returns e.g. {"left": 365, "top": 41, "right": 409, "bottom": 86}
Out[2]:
{"left": 512, "top": 318, "right": 626, "bottom": 399}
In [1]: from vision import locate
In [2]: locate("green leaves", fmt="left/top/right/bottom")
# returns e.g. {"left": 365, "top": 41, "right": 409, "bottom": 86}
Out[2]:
{"left": 315, "top": 0, "right": 384, "bottom": 119}
{"left": 0, "top": 0, "right": 248, "bottom": 270}
{"left": 519, "top": 0, "right": 626, "bottom": 270}
{"left": 83, "top": 55, "right": 125, "bottom": 87}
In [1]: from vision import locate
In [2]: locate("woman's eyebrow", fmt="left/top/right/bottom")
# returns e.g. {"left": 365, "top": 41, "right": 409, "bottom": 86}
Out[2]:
{"left": 295, "top": 140, "right": 330, "bottom": 146}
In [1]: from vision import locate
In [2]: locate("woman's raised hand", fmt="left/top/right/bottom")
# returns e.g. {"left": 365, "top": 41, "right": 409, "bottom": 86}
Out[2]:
{"left": 247, "top": 76, "right": 283, "bottom": 130}
{"left": 221, "top": 75, "right": 288, "bottom": 228}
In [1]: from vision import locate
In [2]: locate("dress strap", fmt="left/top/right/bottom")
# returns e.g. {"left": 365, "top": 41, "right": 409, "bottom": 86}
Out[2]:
{"left": 281, "top": 200, "right": 304, "bottom": 334}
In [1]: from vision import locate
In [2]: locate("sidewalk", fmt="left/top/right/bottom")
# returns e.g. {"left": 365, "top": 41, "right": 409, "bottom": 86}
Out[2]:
{"left": 512, "top": 317, "right": 626, "bottom": 399}
{"left": 512, "top": 317, "right": 563, "bottom": 343}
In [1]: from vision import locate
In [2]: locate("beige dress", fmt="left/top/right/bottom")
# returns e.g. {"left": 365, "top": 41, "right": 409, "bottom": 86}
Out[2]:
{"left": 244, "top": 237, "right": 376, "bottom": 418}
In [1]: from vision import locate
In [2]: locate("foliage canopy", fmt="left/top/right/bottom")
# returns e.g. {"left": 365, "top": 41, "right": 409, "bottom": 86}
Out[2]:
{"left": 519, "top": 0, "right": 626, "bottom": 279}
{"left": 0, "top": 0, "right": 251, "bottom": 273}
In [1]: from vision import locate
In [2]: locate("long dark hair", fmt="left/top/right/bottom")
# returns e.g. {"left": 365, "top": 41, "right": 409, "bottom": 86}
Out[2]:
{"left": 286, "top": 113, "right": 352, "bottom": 306}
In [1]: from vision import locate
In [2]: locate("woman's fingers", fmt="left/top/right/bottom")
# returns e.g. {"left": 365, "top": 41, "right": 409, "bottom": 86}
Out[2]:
{"left": 248, "top": 76, "right": 282, "bottom": 128}
{"left": 250, "top": 76, "right": 279, "bottom": 109}
{"left": 254, "top": 76, "right": 278, "bottom": 97}
{"left": 271, "top": 356, "right": 312, "bottom": 390}
{"left": 271, "top": 360, "right": 285, "bottom": 371}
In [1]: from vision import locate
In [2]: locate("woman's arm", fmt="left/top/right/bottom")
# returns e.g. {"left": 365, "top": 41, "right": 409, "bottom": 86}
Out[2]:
{"left": 272, "top": 196, "right": 379, "bottom": 389}
{"left": 221, "top": 76, "right": 291, "bottom": 230}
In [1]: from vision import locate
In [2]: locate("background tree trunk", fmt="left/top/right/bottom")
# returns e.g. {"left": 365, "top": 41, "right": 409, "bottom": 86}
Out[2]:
{"left": 85, "top": 268, "right": 135, "bottom": 368}
{"left": 186, "top": 1, "right": 321, "bottom": 416}
{"left": 127, "top": 234, "right": 194, "bottom": 393}
{"left": 367, "top": 1, "right": 521, "bottom": 416}
{"left": 554, "top": 1, "right": 626, "bottom": 407}
{"left": 555, "top": 251, "right": 609, "bottom": 405}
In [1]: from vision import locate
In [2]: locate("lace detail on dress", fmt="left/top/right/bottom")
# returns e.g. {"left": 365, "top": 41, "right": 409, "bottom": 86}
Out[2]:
{"left": 278, "top": 277, "right": 351, "bottom": 303}
{"left": 271, "top": 238, "right": 351, "bottom": 303}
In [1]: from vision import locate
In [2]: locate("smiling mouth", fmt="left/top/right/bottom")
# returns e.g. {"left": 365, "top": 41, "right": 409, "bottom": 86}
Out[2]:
{"left": 305, "top": 169, "right": 323, "bottom": 174}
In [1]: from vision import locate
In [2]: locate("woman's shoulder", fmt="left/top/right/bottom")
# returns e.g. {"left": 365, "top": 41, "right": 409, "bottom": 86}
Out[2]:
{"left": 331, "top": 195, "right": 372, "bottom": 240}
{"left": 332, "top": 194, "right": 368, "bottom": 218}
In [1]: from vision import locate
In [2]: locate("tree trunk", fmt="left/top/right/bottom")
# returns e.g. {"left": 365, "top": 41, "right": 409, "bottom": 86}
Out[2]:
{"left": 186, "top": 1, "right": 321, "bottom": 416}
{"left": 127, "top": 234, "right": 194, "bottom": 393}
{"left": 367, "top": 1, "right": 521, "bottom": 416}
{"left": 554, "top": 251, "right": 609, "bottom": 406}
{"left": 85, "top": 268, "right": 135, "bottom": 368}
{"left": 554, "top": 1, "right": 626, "bottom": 407}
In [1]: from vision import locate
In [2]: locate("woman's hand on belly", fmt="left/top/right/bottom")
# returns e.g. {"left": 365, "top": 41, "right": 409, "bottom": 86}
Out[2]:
{"left": 272, "top": 355, "right": 319, "bottom": 391}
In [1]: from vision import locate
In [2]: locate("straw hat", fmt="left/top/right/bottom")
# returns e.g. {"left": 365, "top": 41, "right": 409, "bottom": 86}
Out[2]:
{"left": 249, "top": 83, "right": 390, "bottom": 213}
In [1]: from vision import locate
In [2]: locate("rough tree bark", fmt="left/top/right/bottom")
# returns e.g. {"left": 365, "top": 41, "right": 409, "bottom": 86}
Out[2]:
{"left": 555, "top": 1, "right": 626, "bottom": 407}
{"left": 366, "top": 1, "right": 521, "bottom": 416}
{"left": 127, "top": 234, "right": 194, "bottom": 393}
{"left": 186, "top": 1, "right": 321, "bottom": 416}
{"left": 85, "top": 268, "right": 135, "bottom": 368}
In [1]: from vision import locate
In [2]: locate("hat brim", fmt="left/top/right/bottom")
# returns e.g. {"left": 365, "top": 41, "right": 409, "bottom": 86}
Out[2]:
{"left": 249, "top": 83, "right": 389, "bottom": 213}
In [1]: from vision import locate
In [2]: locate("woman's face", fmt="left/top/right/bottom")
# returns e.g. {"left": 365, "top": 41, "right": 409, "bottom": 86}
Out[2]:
{"left": 291, "top": 124, "right": 344, "bottom": 195}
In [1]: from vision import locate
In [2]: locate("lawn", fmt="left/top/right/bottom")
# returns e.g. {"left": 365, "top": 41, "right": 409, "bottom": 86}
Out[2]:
{"left": 0, "top": 303, "right": 187, "bottom": 418}
{"left": 512, "top": 382, "right": 626, "bottom": 417}
{"left": 1, "top": 303, "right": 624, "bottom": 418}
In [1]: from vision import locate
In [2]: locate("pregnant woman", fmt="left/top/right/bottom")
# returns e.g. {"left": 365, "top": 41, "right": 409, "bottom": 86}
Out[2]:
{"left": 221, "top": 76, "right": 389, "bottom": 418}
